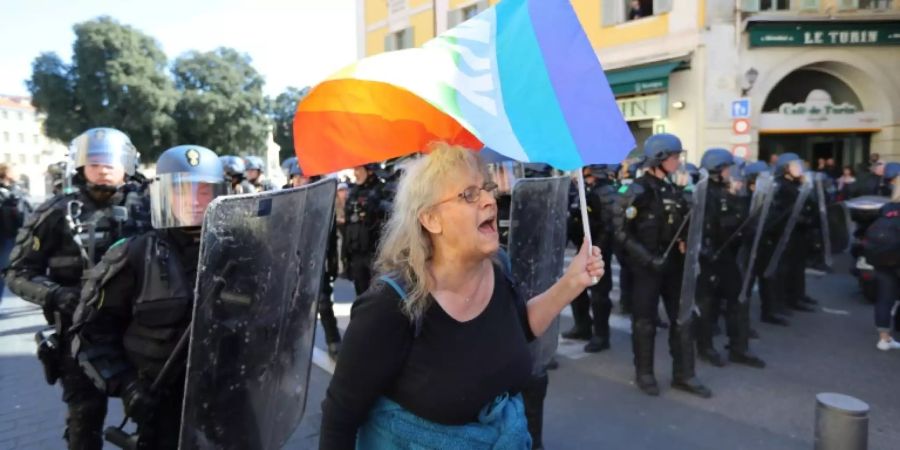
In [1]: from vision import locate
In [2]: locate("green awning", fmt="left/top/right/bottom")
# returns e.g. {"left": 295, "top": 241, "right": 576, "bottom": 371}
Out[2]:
{"left": 607, "top": 61, "right": 683, "bottom": 96}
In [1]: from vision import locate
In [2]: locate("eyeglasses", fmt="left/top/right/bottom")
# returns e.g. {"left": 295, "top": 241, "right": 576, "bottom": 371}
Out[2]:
{"left": 434, "top": 181, "right": 499, "bottom": 206}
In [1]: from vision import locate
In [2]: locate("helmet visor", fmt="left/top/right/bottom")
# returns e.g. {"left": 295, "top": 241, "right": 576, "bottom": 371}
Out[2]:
{"left": 150, "top": 173, "right": 227, "bottom": 228}
{"left": 70, "top": 132, "right": 139, "bottom": 175}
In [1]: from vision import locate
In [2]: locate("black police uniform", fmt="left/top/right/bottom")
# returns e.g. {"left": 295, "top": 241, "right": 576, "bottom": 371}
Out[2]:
{"left": 615, "top": 173, "right": 707, "bottom": 396}
{"left": 320, "top": 218, "right": 342, "bottom": 354}
{"left": 562, "top": 180, "right": 592, "bottom": 340}
{"left": 4, "top": 184, "right": 148, "bottom": 450}
{"left": 343, "top": 174, "right": 387, "bottom": 295}
{"left": 865, "top": 202, "right": 900, "bottom": 333}
{"left": 563, "top": 178, "right": 616, "bottom": 351}
{"left": 696, "top": 175, "right": 764, "bottom": 367}
{"left": 769, "top": 176, "right": 818, "bottom": 312}
{"left": 71, "top": 228, "right": 201, "bottom": 450}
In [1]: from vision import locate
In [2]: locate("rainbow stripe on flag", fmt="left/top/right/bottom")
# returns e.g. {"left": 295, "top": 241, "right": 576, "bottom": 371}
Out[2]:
{"left": 294, "top": 0, "right": 635, "bottom": 175}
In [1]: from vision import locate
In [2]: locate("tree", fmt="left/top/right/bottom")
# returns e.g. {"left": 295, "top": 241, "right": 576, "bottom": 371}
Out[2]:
{"left": 28, "top": 17, "right": 178, "bottom": 161}
{"left": 172, "top": 48, "right": 271, "bottom": 156}
{"left": 271, "top": 86, "right": 310, "bottom": 162}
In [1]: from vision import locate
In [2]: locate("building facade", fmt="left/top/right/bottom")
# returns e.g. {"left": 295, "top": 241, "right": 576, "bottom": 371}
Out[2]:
{"left": 357, "top": 0, "right": 900, "bottom": 167}
{"left": 0, "top": 95, "right": 67, "bottom": 200}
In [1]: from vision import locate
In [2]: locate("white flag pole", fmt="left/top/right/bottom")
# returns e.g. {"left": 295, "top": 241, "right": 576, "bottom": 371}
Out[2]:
{"left": 576, "top": 168, "right": 599, "bottom": 285}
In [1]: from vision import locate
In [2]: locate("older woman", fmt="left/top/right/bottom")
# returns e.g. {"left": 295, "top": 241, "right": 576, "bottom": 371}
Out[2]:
{"left": 320, "top": 145, "right": 604, "bottom": 449}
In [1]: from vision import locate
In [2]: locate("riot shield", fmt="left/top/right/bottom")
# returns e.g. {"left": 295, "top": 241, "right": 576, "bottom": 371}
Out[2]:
{"left": 828, "top": 202, "right": 851, "bottom": 254}
{"left": 737, "top": 172, "right": 775, "bottom": 303}
{"left": 678, "top": 169, "right": 708, "bottom": 325}
{"left": 507, "top": 176, "right": 569, "bottom": 375}
{"left": 813, "top": 172, "right": 833, "bottom": 268}
{"left": 763, "top": 176, "right": 813, "bottom": 279}
{"left": 179, "top": 179, "right": 337, "bottom": 450}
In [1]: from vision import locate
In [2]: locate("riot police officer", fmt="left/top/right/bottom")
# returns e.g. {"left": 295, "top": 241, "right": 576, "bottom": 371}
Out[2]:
{"left": 244, "top": 155, "right": 275, "bottom": 191}
{"left": 220, "top": 155, "right": 255, "bottom": 194}
{"left": 4, "top": 128, "right": 147, "bottom": 450}
{"left": 562, "top": 166, "right": 616, "bottom": 352}
{"left": 343, "top": 163, "right": 387, "bottom": 295}
{"left": 768, "top": 153, "right": 818, "bottom": 313}
{"left": 695, "top": 149, "right": 765, "bottom": 369}
{"left": 743, "top": 162, "right": 789, "bottom": 326}
{"left": 866, "top": 162, "right": 900, "bottom": 350}
{"left": 614, "top": 133, "right": 711, "bottom": 398}
{"left": 281, "top": 157, "right": 342, "bottom": 358}
{"left": 71, "top": 145, "right": 227, "bottom": 449}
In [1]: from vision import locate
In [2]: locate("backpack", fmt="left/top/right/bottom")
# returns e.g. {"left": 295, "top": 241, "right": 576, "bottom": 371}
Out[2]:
{"left": 377, "top": 249, "right": 520, "bottom": 338}
{"left": 864, "top": 207, "right": 900, "bottom": 268}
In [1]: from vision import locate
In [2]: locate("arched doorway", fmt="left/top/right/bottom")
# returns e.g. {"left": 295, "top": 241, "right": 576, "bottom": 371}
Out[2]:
{"left": 758, "top": 66, "right": 877, "bottom": 173}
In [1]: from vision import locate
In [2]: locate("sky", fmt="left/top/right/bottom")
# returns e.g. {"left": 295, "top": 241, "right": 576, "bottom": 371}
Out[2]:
{"left": 0, "top": 0, "right": 358, "bottom": 97}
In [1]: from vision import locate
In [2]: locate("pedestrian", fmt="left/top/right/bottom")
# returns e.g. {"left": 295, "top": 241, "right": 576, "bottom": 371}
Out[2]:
{"left": 319, "top": 144, "right": 604, "bottom": 449}
{"left": 851, "top": 160, "right": 889, "bottom": 198}
{"left": 695, "top": 149, "right": 765, "bottom": 369}
{"left": 627, "top": 0, "right": 644, "bottom": 20}
{"left": 836, "top": 166, "right": 856, "bottom": 201}
{"left": 864, "top": 162, "right": 900, "bottom": 350}
{"left": 825, "top": 157, "right": 841, "bottom": 179}
{"left": 4, "top": 128, "right": 147, "bottom": 450}
{"left": 614, "top": 133, "right": 711, "bottom": 398}
{"left": 342, "top": 163, "right": 388, "bottom": 295}
{"left": 816, "top": 158, "right": 827, "bottom": 173}
{"left": 0, "top": 163, "right": 25, "bottom": 296}
{"left": 71, "top": 145, "right": 227, "bottom": 449}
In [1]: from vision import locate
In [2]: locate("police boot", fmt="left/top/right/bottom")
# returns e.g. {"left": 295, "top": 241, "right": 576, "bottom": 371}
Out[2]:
{"left": 562, "top": 290, "right": 592, "bottom": 340}
{"left": 632, "top": 319, "right": 659, "bottom": 396}
{"left": 585, "top": 294, "right": 612, "bottom": 353}
{"left": 726, "top": 303, "right": 765, "bottom": 369}
{"left": 695, "top": 297, "right": 725, "bottom": 368}
{"left": 522, "top": 374, "right": 549, "bottom": 450}
{"left": 670, "top": 320, "right": 712, "bottom": 399}
{"left": 761, "top": 313, "right": 790, "bottom": 326}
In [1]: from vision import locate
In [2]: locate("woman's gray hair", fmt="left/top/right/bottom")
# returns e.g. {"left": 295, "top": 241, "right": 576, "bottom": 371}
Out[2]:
{"left": 375, "top": 143, "right": 490, "bottom": 321}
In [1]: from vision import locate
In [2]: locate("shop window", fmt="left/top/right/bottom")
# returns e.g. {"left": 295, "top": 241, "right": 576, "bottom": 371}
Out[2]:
{"left": 384, "top": 27, "right": 414, "bottom": 51}
{"left": 603, "top": 0, "right": 671, "bottom": 26}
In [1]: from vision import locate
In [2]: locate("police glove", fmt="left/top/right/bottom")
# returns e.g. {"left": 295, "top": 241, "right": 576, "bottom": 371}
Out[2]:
{"left": 649, "top": 256, "right": 666, "bottom": 272}
{"left": 122, "top": 381, "right": 158, "bottom": 425}
{"left": 50, "top": 286, "right": 81, "bottom": 316}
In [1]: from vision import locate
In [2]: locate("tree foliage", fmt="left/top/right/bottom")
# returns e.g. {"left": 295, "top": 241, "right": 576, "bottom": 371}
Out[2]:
{"left": 271, "top": 86, "right": 309, "bottom": 162}
{"left": 171, "top": 48, "right": 271, "bottom": 156}
{"left": 28, "top": 17, "right": 178, "bottom": 161}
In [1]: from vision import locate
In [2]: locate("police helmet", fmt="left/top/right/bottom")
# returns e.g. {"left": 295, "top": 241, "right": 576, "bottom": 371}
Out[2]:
{"left": 523, "top": 163, "right": 552, "bottom": 178}
{"left": 774, "top": 152, "right": 802, "bottom": 176}
{"left": 884, "top": 162, "right": 900, "bottom": 181}
{"left": 743, "top": 161, "right": 770, "bottom": 177}
{"left": 244, "top": 155, "right": 265, "bottom": 172}
{"left": 69, "top": 128, "right": 140, "bottom": 175}
{"left": 150, "top": 146, "right": 226, "bottom": 229}
{"left": 281, "top": 157, "right": 303, "bottom": 178}
{"left": 643, "top": 133, "right": 684, "bottom": 168}
{"left": 587, "top": 164, "right": 619, "bottom": 180}
{"left": 700, "top": 148, "right": 735, "bottom": 173}
{"left": 219, "top": 155, "right": 246, "bottom": 177}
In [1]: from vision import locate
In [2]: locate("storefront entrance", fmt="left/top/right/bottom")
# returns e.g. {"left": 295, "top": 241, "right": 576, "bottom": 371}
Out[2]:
{"left": 759, "top": 132, "right": 870, "bottom": 171}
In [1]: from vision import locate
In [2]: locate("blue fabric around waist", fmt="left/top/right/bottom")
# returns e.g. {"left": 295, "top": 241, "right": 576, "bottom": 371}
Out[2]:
{"left": 356, "top": 392, "right": 531, "bottom": 450}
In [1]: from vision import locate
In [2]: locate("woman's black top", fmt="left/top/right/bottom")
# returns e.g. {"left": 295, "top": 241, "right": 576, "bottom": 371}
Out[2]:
{"left": 319, "top": 263, "right": 535, "bottom": 450}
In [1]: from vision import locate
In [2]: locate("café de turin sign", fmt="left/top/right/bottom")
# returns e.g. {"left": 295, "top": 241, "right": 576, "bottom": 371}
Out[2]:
{"left": 759, "top": 89, "right": 879, "bottom": 133}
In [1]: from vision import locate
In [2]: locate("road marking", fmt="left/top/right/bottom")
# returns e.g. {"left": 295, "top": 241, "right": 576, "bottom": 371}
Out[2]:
{"left": 821, "top": 307, "right": 849, "bottom": 316}
{"left": 312, "top": 347, "right": 336, "bottom": 375}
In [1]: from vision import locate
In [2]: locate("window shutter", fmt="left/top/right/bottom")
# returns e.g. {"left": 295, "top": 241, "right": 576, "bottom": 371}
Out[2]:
{"left": 403, "top": 27, "right": 415, "bottom": 49}
{"left": 799, "top": 0, "right": 820, "bottom": 10}
{"left": 602, "top": 0, "right": 619, "bottom": 26}
{"left": 384, "top": 33, "right": 396, "bottom": 52}
{"left": 448, "top": 9, "right": 462, "bottom": 28}
{"left": 740, "top": 0, "right": 761, "bottom": 11}
{"left": 654, "top": 0, "right": 673, "bottom": 13}
{"left": 837, "top": 0, "right": 859, "bottom": 9}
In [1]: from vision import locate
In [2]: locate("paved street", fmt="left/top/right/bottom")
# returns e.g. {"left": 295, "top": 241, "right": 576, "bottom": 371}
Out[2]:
{"left": 2, "top": 254, "right": 899, "bottom": 449}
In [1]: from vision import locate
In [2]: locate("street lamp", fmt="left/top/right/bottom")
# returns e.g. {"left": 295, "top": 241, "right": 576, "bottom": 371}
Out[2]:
{"left": 741, "top": 68, "right": 759, "bottom": 97}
